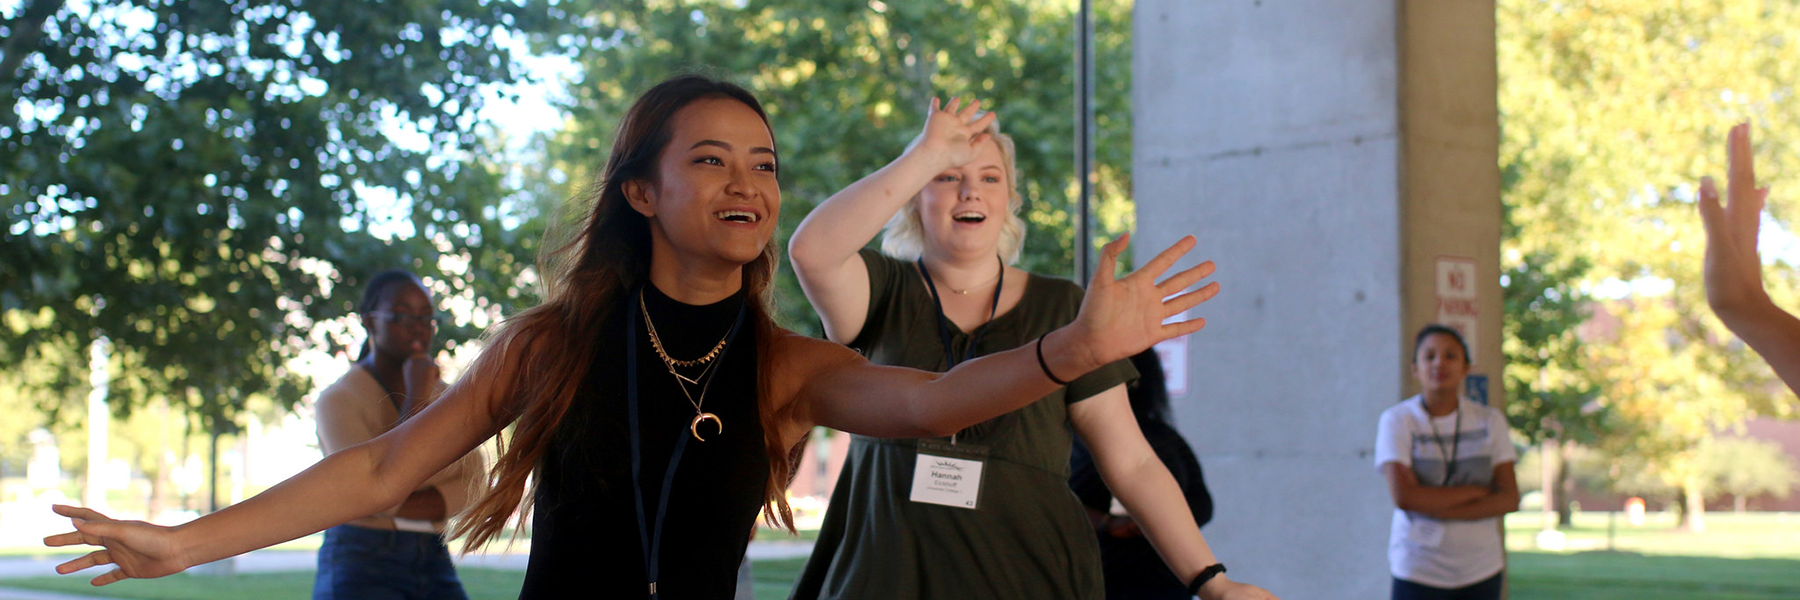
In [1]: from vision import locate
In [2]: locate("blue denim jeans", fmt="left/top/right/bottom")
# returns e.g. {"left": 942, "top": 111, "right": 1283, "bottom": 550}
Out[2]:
{"left": 313, "top": 524, "right": 468, "bottom": 600}
{"left": 1392, "top": 571, "right": 1504, "bottom": 600}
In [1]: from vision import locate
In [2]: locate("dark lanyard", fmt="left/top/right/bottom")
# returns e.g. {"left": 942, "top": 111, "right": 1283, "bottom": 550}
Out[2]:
{"left": 916, "top": 256, "right": 1005, "bottom": 368}
{"left": 1421, "top": 397, "right": 1461, "bottom": 487}
{"left": 626, "top": 288, "right": 746, "bottom": 599}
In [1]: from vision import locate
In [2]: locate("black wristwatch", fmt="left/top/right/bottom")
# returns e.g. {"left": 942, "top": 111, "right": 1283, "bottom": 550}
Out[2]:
{"left": 1186, "top": 563, "right": 1227, "bottom": 597}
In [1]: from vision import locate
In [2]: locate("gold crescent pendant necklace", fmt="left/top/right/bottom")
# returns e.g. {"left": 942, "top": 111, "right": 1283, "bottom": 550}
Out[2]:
{"left": 640, "top": 293, "right": 734, "bottom": 441}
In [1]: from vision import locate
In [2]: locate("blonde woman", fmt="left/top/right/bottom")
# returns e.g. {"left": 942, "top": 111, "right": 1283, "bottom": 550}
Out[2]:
{"left": 786, "top": 98, "right": 1274, "bottom": 600}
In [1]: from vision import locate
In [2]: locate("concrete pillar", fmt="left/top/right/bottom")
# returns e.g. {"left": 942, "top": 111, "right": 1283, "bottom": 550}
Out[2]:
{"left": 1133, "top": 2, "right": 1501, "bottom": 598}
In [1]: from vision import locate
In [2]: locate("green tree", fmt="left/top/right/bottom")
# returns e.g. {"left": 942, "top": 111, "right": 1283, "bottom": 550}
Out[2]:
{"left": 538, "top": 0, "right": 1132, "bottom": 334}
{"left": 1498, "top": 0, "right": 1800, "bottom": 531}
{"left": 1698, "top": 436, "right": 1798, "bottom": 512}
{"left": 1500, "top": 240, "right": 1604, "bottom": 528}
{"left": 2, "top": 0, "right": 561, "bottom": 433}
{"left": 0, "top": 339, "right": 76, "bottom": 504}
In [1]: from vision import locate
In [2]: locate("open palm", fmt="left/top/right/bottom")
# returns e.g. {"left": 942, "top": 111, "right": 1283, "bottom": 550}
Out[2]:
{"left": 1069, "top": 233, "right": 1219, "bottom": 368}
{"left": 43, "top": 504, "right": 191, "bottom": 586}
{"left": 1700, "top": 122, "right": 1771, "bottom": 317}
{"left": 911, "top": 96, "right": 998, "bottom": 170}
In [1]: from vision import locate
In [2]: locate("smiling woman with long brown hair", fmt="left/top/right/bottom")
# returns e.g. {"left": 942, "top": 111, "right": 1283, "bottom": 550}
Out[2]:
{"left": 45, "top": 75, "right": 1220, "bottom": 599}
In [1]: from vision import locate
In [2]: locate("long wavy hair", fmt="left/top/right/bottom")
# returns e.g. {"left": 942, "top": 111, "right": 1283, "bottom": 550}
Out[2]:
{"left": 449, "top": 75, "right": 795, "bottom": 550}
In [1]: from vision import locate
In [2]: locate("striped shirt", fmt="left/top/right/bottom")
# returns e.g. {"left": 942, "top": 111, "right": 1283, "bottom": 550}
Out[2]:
{"left": 1374, "top": 396, "right": 1516, "bottom": 588}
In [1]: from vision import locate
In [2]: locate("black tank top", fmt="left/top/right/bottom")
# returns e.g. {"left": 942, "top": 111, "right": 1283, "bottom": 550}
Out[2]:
{"left": 520, "top": 285, "right": 767, "bottom": 599}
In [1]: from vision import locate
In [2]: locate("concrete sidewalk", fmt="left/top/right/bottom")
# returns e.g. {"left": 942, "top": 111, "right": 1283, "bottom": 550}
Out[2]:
{"left": 0, "top": 539, "right": 815, "bottom": 599}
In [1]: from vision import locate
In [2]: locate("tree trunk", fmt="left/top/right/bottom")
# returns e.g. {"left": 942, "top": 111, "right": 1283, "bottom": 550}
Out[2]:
{"left": 1555, "top": 441, "right": 1575, "bottom": 527}
{"left": 1680, "top": 477, "right": 1706, "bottom": 533}
{"left": 146, "top": 467, "right": 166, "bottom": 520}
{"left": 1734, "top": 495, "right": 1747, "bottom": 514}
{"left": 208, "top": 429, "right": 220, "bottom": 514}
{"left": 1540, "top": 441, "right": 1557, "bottom": 528}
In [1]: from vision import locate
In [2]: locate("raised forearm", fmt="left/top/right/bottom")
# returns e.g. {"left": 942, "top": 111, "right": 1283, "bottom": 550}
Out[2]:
{"left": 789, "top": 149, "right": 944, "bottom": 268}
{"left": 1715, "top": 299, "right": 1800, "bottom": 394}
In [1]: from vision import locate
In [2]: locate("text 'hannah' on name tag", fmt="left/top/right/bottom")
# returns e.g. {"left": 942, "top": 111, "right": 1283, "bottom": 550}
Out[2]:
{"left": 910, "top": 452, "right": 985, "bottom": 509}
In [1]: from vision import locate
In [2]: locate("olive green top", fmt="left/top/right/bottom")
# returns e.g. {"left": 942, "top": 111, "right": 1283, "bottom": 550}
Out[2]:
{"left": 790, "top": 249, "right": 1137, "bottom": 600}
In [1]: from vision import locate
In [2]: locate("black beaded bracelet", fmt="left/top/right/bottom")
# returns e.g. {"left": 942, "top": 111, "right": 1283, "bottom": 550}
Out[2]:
{"left": 1034, "top": 332, "right": 1071, "bottom": 385}
{"left": 1187, "top": 563, "right": 1227, "bottom": 597}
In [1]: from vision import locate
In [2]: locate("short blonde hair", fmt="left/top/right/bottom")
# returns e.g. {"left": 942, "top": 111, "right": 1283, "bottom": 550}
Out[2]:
{"left": 880, "top": 118, "right": 1026, "bottom": 264}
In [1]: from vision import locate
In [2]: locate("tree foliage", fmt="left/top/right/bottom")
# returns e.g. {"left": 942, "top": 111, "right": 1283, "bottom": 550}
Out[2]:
{"left": 1499, "top": 0, "right": 1800, "bottom": 527}
{"left": 538, "top": 0, "right": 1131, "bottom": 333}
{"left": 1500, "top": 0, "right": 1800, "bottom": 463}
{"left": 1698, "top": 436, "right": 1797, "bottom": 503}
{"left": 1, "top": 0, "right": 561, "bottom": 430}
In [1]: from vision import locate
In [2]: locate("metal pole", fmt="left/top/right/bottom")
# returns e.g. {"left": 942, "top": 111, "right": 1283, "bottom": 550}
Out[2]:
{"left": 1075, "top": 0, "right": 1096, "bottom": 281}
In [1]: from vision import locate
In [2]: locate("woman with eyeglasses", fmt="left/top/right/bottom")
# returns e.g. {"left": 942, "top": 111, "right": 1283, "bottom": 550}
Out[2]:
{"left": 311, "top": 269, "right": 486, "bottom": 600}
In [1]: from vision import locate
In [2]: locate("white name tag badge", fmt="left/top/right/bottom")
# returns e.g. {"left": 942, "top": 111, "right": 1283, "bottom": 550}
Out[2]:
{"left": 1405, "top": 513, "right": 1445, "bottom": 548}
{"left": 910, "top": 452, "right": 986, "bottom": 510}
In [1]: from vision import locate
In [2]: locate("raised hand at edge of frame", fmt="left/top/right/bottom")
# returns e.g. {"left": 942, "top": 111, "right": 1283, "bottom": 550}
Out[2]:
{"left": 906, "top": 97, "right": 999, "bottom": 172}
{"left": 1699, "top": 121, "right": 1800, "bottom": 397}
{"left": 43, "top": 504, "right": 191, "bottom": 586}
{"left": 1699, "top": 121, "right": 1773, "bottom": 320}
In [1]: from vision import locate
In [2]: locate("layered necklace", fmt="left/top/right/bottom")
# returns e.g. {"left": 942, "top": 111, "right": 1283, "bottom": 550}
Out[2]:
{"left": 639, "top": 291, "right": 740, "bottom": 441}
{"left": 626, "top": 287, "right": 748, "bottom": 599}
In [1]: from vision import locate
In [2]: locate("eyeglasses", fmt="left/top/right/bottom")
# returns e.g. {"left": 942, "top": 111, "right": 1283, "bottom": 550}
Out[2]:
{"left": 369, "top": 311, "right": 441, "bottom": 328}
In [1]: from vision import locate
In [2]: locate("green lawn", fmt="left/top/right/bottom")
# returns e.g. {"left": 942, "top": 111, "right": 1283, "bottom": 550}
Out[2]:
{"left": 4, "top": 513, "right": 1796, "bottom": 599}
{"left": 0, "top": 568, "right": 527, "bottom": 600}
{"left": 1505, "top": 511, "right": 1800, "bottom": 559}
{"left": 750, "top": 558, "right": 808, "bottom": 600}
{"left": 1509, "top": 553, "right": 1800, "bottom": 600}
{"left": 1505, "top": 511, "right": 1800, "bottom": 599}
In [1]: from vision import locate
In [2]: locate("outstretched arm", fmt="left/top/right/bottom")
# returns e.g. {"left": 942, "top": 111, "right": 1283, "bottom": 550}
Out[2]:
{"left": 1073, "top": 388, "right": 1278, "bottom": 600}
{"left": 45, "top": 344, "right": 523, "bottom": 586}
{"left": 1701, "top": 122, "right": 1800, "bottom": 393}
{"left": 790, "top": 234, "right": 1215, "bottom": 438}
{"left": 788, "top": 97, "right": 997, "bottom": 343}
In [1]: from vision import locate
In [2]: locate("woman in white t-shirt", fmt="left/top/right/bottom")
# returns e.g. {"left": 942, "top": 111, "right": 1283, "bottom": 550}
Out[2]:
{"left": 1374, "top": 325, "right": 1519, "bottom": 600}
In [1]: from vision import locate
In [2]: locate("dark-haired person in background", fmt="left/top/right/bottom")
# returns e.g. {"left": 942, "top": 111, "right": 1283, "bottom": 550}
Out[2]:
{"left": 1068, "top": 349, "right": 1213, "bottom": 600}
{"left": 1374, "top": 325, "right": 1518, "bottom": 600}
{"left": 312, "top": 269, "right": 486, "bottom": 600}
